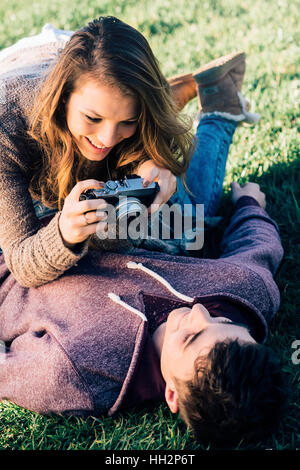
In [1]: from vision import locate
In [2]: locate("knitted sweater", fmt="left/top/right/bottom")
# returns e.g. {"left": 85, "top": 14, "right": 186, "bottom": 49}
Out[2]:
{"left": 0, "top": 203, "right": 284, "bottom": 416}
{"left": 0, "top": 40, "right": 144, "bottom": 287}
{"left": 0, "top": 42, "right": 90, "bottom": 286}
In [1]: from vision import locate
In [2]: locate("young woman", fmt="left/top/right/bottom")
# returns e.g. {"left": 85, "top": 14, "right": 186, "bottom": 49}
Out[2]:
{"left": 0, "top": 17, "right": 259, "bottom": 288}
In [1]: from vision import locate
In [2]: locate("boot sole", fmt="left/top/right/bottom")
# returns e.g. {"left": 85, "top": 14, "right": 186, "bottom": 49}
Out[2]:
{"left": 192, "top": 51, "right": 246, "bottom": 85}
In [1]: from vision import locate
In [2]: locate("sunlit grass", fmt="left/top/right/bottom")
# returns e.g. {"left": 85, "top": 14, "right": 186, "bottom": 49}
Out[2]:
{"left": 0, "top": 0, "right": 299, "bottom": 450}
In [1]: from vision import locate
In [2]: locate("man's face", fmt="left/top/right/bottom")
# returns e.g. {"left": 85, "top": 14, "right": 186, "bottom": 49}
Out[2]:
{"left": 160, "top": 303, "right": 256, "bottom": 384}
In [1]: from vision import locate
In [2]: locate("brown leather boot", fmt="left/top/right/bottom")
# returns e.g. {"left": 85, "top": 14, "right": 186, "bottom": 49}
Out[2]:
{"left": 167, "top": 72, "right": 197, "bottom": 112}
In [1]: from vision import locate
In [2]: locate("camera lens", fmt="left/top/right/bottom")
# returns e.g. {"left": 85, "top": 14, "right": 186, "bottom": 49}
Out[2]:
{"left": 114, "top": 197, "right": 149, "bottom": 241}
{"left": 115, "top": 197, "right": 143, "bottom": 223}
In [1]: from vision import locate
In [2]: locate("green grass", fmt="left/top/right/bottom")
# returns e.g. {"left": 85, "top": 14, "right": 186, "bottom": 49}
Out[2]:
{"left": 0, "top": 0, "right": 299, "bottom": 451}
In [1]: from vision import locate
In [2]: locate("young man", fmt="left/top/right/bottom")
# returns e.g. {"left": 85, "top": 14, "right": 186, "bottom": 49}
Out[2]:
{"left": 0, "top": 182, "right": 286, "bottom": 445}
{"left": 150, "top": 182, "right": 286, "bottom": 445}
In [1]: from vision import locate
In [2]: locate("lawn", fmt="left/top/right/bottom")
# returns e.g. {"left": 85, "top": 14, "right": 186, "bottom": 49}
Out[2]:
{"left": 0, "top": 0, "right": 299, "bottom": 451}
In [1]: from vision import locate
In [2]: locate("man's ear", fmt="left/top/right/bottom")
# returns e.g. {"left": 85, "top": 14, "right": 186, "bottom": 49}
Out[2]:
{"left": 165, "top": 380, "right": 179, "bottom": 413}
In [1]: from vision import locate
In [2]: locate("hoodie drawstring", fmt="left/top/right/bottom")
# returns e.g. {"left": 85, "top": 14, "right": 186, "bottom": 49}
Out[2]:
{"left": 108, "top": 261, "right": 193, "bottom": 321}
{"left": 108, "top": 293, "right": 147, "bottom": 322}
{"left": 127, "top": 262, "right": 193, "bottom": 302}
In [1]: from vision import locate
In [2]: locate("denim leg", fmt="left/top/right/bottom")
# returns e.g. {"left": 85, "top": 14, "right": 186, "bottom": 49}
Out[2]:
{"left": 170, "top": 115, "right": 237, "bottom": 217}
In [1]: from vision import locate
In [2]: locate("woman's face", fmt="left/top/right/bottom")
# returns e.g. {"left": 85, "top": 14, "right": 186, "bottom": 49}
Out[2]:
{"left": 66, "top": 78, "right": 140, "bottom": 161}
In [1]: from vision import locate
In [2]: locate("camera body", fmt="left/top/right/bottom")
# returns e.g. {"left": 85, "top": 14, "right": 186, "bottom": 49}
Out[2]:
{"left": 80, "top": 175, "right": 160, "bottom": 222}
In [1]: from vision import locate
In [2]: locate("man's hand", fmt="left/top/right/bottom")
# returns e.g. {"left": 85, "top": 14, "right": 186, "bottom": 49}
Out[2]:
{"left": 135, "top": 160, "right": 177, "bottom": 214}
{"left": 230, "top": 181, "right": 266, "bottom": 209}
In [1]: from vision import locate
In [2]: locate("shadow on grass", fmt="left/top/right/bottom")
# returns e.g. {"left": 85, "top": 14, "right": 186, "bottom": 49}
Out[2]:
{"left": 204, "top": 156, "right": 300, "bottom": 258}
{"left": 194, "top": 156, "right": 300, "bottom": 449}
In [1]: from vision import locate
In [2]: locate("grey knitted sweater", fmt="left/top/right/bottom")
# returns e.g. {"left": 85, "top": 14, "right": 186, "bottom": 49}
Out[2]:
{"left": 0, "top": 42, "right": 92, "bottom": 286}
{"left": 0, "top": 41, "right": 140, "bottom": 288}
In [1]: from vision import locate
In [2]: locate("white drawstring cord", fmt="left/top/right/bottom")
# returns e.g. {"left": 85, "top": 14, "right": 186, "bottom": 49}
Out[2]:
{"left": 127, "top": 261, "right": 194, "bottom": 302}
{"left": 108, "top": 293, "right": 147, "bottom": 322}
{"left": 108, "top": 261, "right": 193, "bottom": 320}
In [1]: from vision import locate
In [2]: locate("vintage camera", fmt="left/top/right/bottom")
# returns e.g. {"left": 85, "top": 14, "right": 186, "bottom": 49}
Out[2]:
{"left": 80, "top": 175, "right": 160, "bottom": 223}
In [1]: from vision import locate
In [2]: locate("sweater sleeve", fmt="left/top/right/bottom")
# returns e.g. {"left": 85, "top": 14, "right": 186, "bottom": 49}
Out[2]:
{"left": 0, "top": 162, "right": 89, "bottom": 287}
{"left": 220, "top": 202, "right": 284, "bottom": 277}
{"left": 0, "top": 120, "right": 89, "bottom": 289}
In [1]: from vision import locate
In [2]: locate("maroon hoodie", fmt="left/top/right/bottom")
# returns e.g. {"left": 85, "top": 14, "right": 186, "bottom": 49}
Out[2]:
{"left": 0, "top": 201, "right": 283, "bottom": 417}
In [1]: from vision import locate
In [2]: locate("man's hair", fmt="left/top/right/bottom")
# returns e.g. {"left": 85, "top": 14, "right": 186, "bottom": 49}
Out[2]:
{"left": 176, "top": 339, "right": 287, "bottom": 446}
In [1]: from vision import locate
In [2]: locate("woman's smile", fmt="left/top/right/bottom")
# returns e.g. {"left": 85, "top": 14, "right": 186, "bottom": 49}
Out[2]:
{"left": 66, "top": 80, "right": 139, "bottom": 161}
{"left": 84, "top": 136, "right": 112, "bottom": 155}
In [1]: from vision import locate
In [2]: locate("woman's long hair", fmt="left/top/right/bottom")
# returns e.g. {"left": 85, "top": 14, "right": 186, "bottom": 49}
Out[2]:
{"left": 28, "top": 16, "right": 194, "bottom": 210}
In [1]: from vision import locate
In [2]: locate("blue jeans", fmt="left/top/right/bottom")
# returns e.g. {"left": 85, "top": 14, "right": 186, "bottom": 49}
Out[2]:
{"left": 170, "top": 115, "right": 237, "bottom": 218}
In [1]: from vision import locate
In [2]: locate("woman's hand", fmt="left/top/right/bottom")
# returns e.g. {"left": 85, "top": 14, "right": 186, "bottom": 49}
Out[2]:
{"left": 135, "top": 160, "right": 177, "bottom": 214}
{"left": 230, "top": 181, "right": 266, "bottom": 209}
{"left": 58, "top": 179, "right": 108, "bottom": 247}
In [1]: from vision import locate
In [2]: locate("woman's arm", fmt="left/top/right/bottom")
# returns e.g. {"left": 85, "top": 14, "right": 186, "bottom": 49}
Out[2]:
{"left": 0, "top": 130, "right": 90, "bottom": 288}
